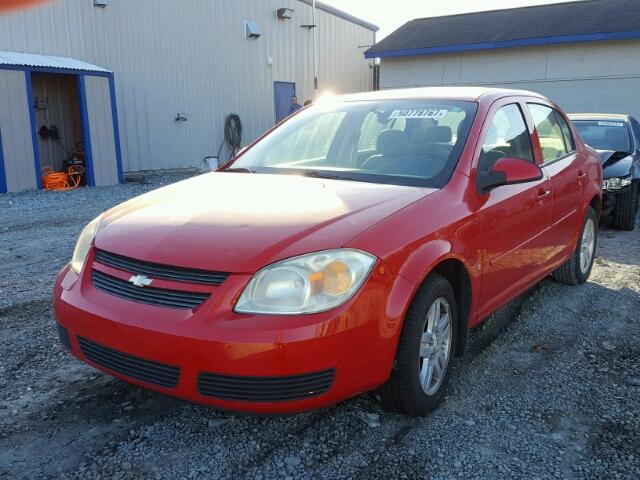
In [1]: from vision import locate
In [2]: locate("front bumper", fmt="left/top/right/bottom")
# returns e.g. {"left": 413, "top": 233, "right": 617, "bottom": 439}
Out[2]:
{"left": 54, "top": 255, "right": 413, "bottom": 414}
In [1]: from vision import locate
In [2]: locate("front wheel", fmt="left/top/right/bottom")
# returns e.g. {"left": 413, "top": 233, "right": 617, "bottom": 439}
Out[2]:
{"left": 553, "top": 206, "right": 597, "bottom": 285}
{"left": 612, "top": 182, "right": 639, "bottom": 231}
{"left": 379, "top": 274, "right": 457, "bottom": 416}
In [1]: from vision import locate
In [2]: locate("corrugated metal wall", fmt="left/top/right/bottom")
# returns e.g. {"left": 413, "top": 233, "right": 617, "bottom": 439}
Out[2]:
{"left": 0, "top": 0, "right": 375, "bottom": 173}
{"left": 379, "top": 39, "right": 640, "bottom": 120}
{"left": 84, "top": 75, "right": 118, "bottom": 186}
{"left": 0, "top": 70, "right": 36, "bottom": 191}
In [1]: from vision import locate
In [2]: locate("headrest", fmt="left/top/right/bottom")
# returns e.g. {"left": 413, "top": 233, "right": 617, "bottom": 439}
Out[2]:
{"left": 425, "top": 125, "right": 452, "bottom": 143}
{"left": 377, "top": 129, "right": 409, "bottom": 155}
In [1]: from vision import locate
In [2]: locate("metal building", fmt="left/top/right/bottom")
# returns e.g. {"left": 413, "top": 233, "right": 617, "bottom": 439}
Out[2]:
{"left": 365, "top": 0, "right": 640, "bottom": 121}
{"left": 0, "top": 0, "right": 377, "bottom": 192}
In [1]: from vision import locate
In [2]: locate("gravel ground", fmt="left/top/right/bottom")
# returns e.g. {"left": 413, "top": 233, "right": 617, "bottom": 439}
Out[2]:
{"left": 1, "top": 174, "right": 639, "bottom": 480}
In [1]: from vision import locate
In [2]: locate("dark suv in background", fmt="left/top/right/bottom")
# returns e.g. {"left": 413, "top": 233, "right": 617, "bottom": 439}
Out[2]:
{"left": 569, "top": 114, "right": 640, "bottom": 230}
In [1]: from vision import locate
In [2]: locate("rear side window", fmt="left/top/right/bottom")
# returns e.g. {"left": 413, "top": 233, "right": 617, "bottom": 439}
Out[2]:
{"left": 527, "top": 103, "right": 569, "bottom": 163}
{"left": 480, "top": 104, "right": 534, "bottom": 170}
{"left": 556, "top": 113, "right": 575, "bottom": 152}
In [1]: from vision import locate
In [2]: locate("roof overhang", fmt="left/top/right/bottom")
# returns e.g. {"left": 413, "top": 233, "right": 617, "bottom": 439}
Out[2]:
{"left": 0, "top": 50, "right": 111, "bottom": 75}
{"left": 298, "top": 0, "right": 378, "bottom": 32}
{"left": 365, "top": 30, "right": 640, "bottom": 59}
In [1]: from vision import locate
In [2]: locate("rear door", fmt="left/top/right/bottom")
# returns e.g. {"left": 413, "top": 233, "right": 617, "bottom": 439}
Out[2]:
{"left": 526, "top": 103, "right": 584, "bottom": 262}
{"left": 475, "top": 99, "right": 553, "bottom": 319}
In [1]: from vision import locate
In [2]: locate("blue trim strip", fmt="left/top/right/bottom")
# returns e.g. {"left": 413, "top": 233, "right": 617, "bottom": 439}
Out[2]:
{"left": 77, "top": 75, "right": 96, "bottom": 187}
{"left": 108, "top": 74, "right": 124, "bottom": 184}
{"left": 24, "top": 71, "right": 42, "bottom": 189}
{"left": 365, "top": 30, "right": 640, "bottom": 59}
{"left": 0, "top": 64, "right": 111, "bottom": 77}
{"left": 0, "top": 128, "right": 7, "bottom": 193}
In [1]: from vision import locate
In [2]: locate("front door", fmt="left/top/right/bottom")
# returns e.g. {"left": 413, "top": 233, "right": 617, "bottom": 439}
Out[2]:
{"left": 274, "top": 81, "right": 296, "bottom": 123}
{"left": 475, "top": 101, "right": 553, "bottom": 319}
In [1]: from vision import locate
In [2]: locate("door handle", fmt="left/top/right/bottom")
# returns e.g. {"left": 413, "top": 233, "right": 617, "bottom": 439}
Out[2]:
{"left": 578, "top": 171, "right": 587, "bottom": 179}
{"left": 537, "top": 189, "right": 551, "bottom": 198}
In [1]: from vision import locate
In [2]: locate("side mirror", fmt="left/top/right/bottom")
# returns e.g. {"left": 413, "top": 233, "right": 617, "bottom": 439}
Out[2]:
{"left": 478, "top": 157, "right": 543, "bottom": 192}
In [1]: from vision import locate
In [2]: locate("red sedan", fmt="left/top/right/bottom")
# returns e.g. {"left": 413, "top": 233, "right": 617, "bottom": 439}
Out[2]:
{"left": 54, "top": 87, "right": 602, "bottom": 416}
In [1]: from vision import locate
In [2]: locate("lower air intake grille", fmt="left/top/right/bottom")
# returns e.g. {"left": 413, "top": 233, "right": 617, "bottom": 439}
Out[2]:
{"left": 92, "top": 270, "right": 209, "bottom": 309}
{"left": 78, "top": 337, "right": 180, "bottom": 388}
{"left": 57, "top": 323, "right": 71, "bottom": 350}
{"left": 197, "top": 369, "right": 335, "bottom": 402}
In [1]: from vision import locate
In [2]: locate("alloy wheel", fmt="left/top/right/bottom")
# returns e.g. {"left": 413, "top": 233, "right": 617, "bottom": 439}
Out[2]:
{"left": 418, "top": 297, "right": 452, "bottom": 396}
{"left": 579, "top": 218, "right": 596, "bottom": 274}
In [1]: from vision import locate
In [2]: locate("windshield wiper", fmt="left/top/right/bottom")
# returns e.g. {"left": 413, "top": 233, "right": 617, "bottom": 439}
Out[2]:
{"left": 224, "top": 167, "right": 256, "bottom": 173}
{"left": 300, "top": 170, "right": 361, "bottom": 182}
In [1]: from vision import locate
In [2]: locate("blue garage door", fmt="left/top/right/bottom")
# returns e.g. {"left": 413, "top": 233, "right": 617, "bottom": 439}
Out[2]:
{"left": 274, "top": 81, "right": 296, "bottom": 123}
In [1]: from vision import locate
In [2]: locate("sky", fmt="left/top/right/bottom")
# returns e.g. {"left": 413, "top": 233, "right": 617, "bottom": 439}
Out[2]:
{"left": 322, "top": 0, "right": 584, "bottom": 40}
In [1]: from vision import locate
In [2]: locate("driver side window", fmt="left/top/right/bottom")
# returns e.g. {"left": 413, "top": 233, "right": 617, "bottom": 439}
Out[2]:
{"left": 480, "top": 104, "right": 534, "bottom": 171}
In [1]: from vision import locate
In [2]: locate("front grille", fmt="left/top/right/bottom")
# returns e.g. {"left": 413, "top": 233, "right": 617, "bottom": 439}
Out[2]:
{"left": 57, "top": 323, "right": 71, "bottom": 350}
{"left": 95, "top": 249, "right": 230, "bottom": 285}
{"left": 92, "top": 270, "right": 209, "bottom": 309}
{"left": 197, "top": 369, "right": 335, "bottom": 402}
{"left": 78, "top": 337, "right": 180, "bottom": 388}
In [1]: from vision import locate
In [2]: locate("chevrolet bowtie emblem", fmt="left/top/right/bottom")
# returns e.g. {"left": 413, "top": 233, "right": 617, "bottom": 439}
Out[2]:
{"left": 128, "top": 274, "right": 153, "bottom": 288}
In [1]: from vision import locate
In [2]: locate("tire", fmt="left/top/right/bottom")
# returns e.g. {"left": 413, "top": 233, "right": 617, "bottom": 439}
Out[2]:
{"left": 612, "top": 182, "right": 639, "bottom": 231}
{"left": 553, "top": 206, "right": 597, "bottom": 285}
{"left": 379, "top": 274, "right": 458, "bottom": 416}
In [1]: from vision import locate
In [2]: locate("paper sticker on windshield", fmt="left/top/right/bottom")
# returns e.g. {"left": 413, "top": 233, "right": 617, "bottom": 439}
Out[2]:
{"left": 598, "top": 121, "right": 624, "bottom": 127}
{"left": 389, "top": 109, "right": 448, "bottom": 120}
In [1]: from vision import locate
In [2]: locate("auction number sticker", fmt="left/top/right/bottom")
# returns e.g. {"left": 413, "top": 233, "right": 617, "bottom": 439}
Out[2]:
{"left": 390, "top": 109, "right": 448, "bottom": 120}
{"left": 598, "top": 121, "right": 624, "bottom": 127}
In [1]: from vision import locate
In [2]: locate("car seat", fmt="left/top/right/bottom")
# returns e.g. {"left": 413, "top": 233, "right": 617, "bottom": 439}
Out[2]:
{"left": 362, "top": 129, "right": 409, "bottom": 171}
{"left": 478, "top": 125, "right": 506, "bottom": 171}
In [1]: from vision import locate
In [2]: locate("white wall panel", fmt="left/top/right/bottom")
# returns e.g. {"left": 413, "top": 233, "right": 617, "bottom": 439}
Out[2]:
{"left": 0, "top": 0, "right": 374, "bottom": 173}
{"left": 0, "top": 70, "right": 36, "bottom": 192}
{"left": 380, "top": 39, "right": 640, "bottom": 119}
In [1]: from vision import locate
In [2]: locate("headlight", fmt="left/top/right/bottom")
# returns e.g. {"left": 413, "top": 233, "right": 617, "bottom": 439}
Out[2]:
{"left": 70, "top": 216, "right": 101, "bottom": 273}
{"left": 235, "top": 249, "right": 376, "bottom": 315}
{"left": 603, "top": 176, "right": 632, "bottom": 190}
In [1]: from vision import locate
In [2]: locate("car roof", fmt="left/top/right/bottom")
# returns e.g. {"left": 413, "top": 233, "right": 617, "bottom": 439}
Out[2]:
{"left": 333, "top": 86, "right": 547, "bottom": 103}
{"left": 568, "top": 113, "right": 631, "bottom": 122}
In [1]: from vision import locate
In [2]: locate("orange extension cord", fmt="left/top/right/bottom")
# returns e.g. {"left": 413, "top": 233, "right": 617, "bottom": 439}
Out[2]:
{"left": 41, "top": 165, "right": 86, "bottom": 191}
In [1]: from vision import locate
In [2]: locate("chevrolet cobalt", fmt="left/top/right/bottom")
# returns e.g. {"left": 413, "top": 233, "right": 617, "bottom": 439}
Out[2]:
{"left": 55, "top": 87, "right": 602, "bottom": 416}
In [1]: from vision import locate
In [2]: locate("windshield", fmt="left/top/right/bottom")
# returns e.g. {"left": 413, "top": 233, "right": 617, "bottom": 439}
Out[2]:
{"left": 228, "top": 99, "right": 478, "bottom": 188}
{"left": 573, "top": 120, "right": 632, "bottom": 153}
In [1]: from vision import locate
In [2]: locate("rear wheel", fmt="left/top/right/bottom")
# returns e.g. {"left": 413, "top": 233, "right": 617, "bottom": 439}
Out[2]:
{"left": 553, "top": 206, "right": 597, "bottom": 285}
{"left": 379, "top": 274, "right": 457, "bottom": 416}
{"left": 612, "top": 182, "right": 639, "bottom": 231}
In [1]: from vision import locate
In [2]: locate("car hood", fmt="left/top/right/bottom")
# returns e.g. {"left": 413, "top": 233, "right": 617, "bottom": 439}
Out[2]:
{"left": 596, "top": 150, "right": 633, "bottom": 178}
{"left": 96, "top": 172, "right": 434, "bottom": 273}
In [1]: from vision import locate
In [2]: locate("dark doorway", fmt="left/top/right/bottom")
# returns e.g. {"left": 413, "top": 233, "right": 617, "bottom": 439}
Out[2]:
{"left": 274, "top": 81, "right": 296, "bottom": 123}
{"left": 31, "top": 72, "right": 86, "bottom": 185}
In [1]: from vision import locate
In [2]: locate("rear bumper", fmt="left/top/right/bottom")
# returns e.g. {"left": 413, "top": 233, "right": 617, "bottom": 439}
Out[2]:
{"left": 54, "top": 260, "right": 413, "bottom": 414}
